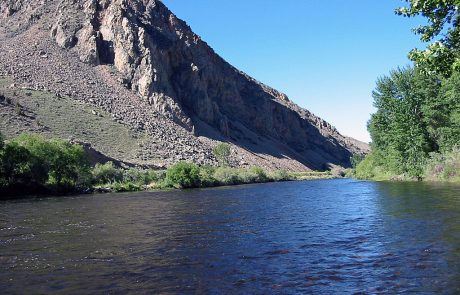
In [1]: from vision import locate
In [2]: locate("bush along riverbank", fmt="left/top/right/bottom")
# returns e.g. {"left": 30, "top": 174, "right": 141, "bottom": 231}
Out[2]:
{"left": 349, "top": 146, "right": 460, "bottom": 183}
{"left": 0, "top": 134, "right": 340, "bottom": 198}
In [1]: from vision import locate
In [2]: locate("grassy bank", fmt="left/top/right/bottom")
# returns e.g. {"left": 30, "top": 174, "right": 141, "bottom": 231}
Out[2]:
{"left": 0, "top": 133, "right": 339, "bottom": 197}
{"left": 92, "top": 162, "right": 338, "bottom": 193}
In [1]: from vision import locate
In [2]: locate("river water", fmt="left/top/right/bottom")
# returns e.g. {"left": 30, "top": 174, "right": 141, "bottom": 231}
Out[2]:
{"left": 0, "top": 179, "right": 459, "bottom": 294}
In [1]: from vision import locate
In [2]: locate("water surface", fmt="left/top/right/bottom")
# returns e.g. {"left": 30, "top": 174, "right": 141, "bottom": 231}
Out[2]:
{"left": 1, "top": 179, "right": 459, "bottom": 294}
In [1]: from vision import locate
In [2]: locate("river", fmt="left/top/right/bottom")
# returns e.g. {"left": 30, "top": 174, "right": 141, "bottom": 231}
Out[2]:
{"left": 1, "top": 179, "right": 459, "bottom": 294}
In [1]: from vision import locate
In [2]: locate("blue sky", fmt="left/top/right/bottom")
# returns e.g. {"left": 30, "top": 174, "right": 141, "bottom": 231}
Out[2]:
{"left": 162, "top": 0, "right": 425, "bottom": 142}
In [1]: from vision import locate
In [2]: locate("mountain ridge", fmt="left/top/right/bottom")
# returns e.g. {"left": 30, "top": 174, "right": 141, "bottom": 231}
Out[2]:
{"left": 0, "top": 0, "right": 368, "bottom": 171}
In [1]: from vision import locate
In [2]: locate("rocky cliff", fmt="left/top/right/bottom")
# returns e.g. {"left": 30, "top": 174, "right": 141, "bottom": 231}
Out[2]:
{"left": 0, "top": 0, "right": 368, "bottom": 170}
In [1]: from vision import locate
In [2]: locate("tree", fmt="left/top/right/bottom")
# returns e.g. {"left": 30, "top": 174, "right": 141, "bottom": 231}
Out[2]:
{"left": 432, "top": 71, "right": 460, "bottom": 149}
{"left": 0, "top": 142, "right": 41, "bottom": 187}
{"left": 367, "top": 67, "right": 441, "bottom": 177}
{"left": 213, "top": 143, "right": 231, "bottom": 167}
{"left": 165, "top": 162, "right": 201, "bottom": 188}
{"left": 397, "top": 0, "right": 460, "bottom": 76}
{"left": 12, "top": 134, "right": 90, "bottom": 187}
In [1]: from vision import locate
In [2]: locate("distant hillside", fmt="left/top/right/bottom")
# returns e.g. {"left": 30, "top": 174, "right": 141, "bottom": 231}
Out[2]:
{"left": 0, "top": 0, "right": 368, "bottom": 171}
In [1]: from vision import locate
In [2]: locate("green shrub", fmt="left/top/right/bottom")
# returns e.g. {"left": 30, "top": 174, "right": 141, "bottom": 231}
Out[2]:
{"left": 237, "top": 169, "right": 258, "bottom": 184}
{"left": 123, "top": 168, "right": 159, "bottom": 185}
{"left": 92, "top": 162, "right": 123, "bottom": 185}
{"left": 213, "top": 143, "right": 231, "bottom": 166}
{"left": 1, "top": 142, "right": 42, "bottom": 186}
{"left": 249, "top": 166, "right": 269, "bottom": 182}
{"left": 424, "top": 147, "right": 460, "bottom": 181}
{"left": 269, "top": 169, "right": 291, "bottom": 181}
{"left": 199, "top": 165, "right": 218, "bottom": 187}
{"left": 0, "top": 133, "right": 90, "bottom": 194}
{"left": 12, "top": 134, "right": 90, "bottom": 187}
{"left": 354, "top": 149, "right": 401, "bottom": 181}
{"left": 0, "top": 132, "right": 4, "bottom": 151}
{"left": 213, "top": 167, "right": 240, "bottom": 185}
{"left": 350, "top": 154, "right": 365, "bottom": 169}
{"left": 164, "top": 162, "right": 201, "bottom": 188}
{"left": 110, "top": 181, "right": 142, "bottom": 192}
{"left": 330, "top": 166, "right": 346, "bottom": 177}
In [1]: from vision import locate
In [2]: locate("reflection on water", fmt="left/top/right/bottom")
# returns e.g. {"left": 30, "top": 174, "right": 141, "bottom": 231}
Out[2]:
{"left": 0, "top": 179, "right": 459, "bottom": 293}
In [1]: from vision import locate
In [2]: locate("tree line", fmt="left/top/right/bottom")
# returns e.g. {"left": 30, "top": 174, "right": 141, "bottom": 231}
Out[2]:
{"left": 354, "top": 0, "right": 460, "bottom": 181}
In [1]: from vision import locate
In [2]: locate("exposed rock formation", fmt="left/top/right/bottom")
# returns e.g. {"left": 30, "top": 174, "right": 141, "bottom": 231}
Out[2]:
{"left": 0, "top": 0, "right": 368, "bottom": 171}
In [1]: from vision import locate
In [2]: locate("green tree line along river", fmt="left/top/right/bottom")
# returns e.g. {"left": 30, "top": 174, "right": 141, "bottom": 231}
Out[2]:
{"left": 353, "top": 0, "right": 460, "bottom": 182}
{"left": 0, "top": 135, "right": 336, "bottom": 198}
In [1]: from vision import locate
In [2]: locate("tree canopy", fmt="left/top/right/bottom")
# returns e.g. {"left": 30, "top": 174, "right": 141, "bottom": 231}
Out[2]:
{"left": 397, "top": 0, "right": 460, "bottom": 76}
{"left": 0, "top": 133, "right": 90, "bottom": 195}
{"left": 357, "top": 67, "right": 460, "bottom": 179}
{"left": 213, "top": 143, "right": 231, "bottom": 167}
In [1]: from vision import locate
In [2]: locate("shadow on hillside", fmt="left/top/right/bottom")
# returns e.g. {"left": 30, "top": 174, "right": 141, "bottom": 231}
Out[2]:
{"left": 191, "top": 115, "right": 341, "bottom": 171}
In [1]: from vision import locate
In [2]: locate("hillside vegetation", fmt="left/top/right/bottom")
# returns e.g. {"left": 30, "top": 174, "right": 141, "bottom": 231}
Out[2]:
{"left": 0, "top": 133, "right": 338, "bottom": 198}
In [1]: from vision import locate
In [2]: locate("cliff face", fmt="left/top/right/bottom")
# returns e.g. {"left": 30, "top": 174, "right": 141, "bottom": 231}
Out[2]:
{"left": 0, "top": 0, "right": 368, "bottom": 170}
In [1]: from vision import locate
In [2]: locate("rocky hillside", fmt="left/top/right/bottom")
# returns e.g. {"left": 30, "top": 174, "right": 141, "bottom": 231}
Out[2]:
{"left": 0, "top": 0, "right": 368, "bottom": 171}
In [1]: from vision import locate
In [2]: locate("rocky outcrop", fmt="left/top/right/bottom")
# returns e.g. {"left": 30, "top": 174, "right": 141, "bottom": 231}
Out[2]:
{"left": 0, "top": 0, "right": 368, "bottom": 170}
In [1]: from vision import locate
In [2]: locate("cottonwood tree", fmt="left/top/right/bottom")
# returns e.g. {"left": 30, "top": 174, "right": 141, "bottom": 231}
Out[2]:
{"left": 397, "top": 0, "right": 460, "bottom": 76}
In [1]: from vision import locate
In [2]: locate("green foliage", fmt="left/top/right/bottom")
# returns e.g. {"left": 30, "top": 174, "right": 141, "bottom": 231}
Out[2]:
{"left": 92, "top": 162, "right": 123, "bottom": 185}
{"left": 358, "top": 64, "right": 460, "bottom": 180}
{"left": 0, "top": 133, "right": 4, "bottom": 188}
{"left": 1, "top": 142, "right": 41, "bottom": 186}
{"left": 213, "top": 143, "right": 231, "bottom": 166}
{"left": 109, "top": 182, "right": 142, "bottom": 193}
{"left": 213, "top": 166, "right": 240, "bottom": 185}
{"left": 397, "top": 0, "right": 460, "bottom": 76}
{"left": 0, "top": 133, "right": 90, "bottom": 194}
{"left": 0, "top": 132, "right": 4, "bottom": 151}
{"left": 198, "top": 165, "right": 218, "bottom": 187}
{"left": 269, "top": 169, "right": 291, "bottom": 182}
{"left": 12, "top": 134, "right": 90, "bottom": 186}
{"left": 354, "top": 149, "right": 399, "bottom": 180}
{"left": 15, "top": 101, "right": 22, "bottom": 115}
{"left": 123, "top": 168, "right": 159, "bottom": 185}
{"left": 212, "top": 166, "right": 280, "bottom": 185}
{"left": 358, "top": 1, "right": 460, "bottom": 181}
{"left": 366, "top": 67, "right": 442, "bottom": 178}
{"left": 164, "top": 162, "right": 201, "bottom": 188}
{"left": 433, "top": 72, "right": 460, "bottom": 150}
{"left": 91, "top": 162, "right": 162, "bottom": 189}
{"left": 249, "top": 166, "right": 269, "bottom": 182}
{"left": 0, "top": 132, "right": 322, "bottom": 195}
{"left": 424, "top": 147, "right": 460, "bottom": 181}
{"left": 350, "top": 154, "right": 365, "bottom": 169}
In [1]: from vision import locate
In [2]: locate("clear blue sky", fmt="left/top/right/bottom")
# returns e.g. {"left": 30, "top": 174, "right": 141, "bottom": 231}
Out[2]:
{"left": 162, "top": 0, "right": 425, "bottom": 142}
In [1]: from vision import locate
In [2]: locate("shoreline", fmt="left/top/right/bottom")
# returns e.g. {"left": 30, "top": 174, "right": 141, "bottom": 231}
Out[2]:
{"left": 0, "top": 174, "right": 340, "bottom": 200}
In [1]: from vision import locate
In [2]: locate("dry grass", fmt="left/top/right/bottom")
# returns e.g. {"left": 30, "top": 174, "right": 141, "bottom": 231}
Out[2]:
{"left": 0, "top": 77, "right": 155, "bottom": 165}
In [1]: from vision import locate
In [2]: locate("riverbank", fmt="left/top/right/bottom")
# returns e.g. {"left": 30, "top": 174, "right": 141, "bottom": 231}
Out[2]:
{"left": 350, "top": 147, "right": 460, "bottom": 183}
{"left": 92, "top": 167, "right": 338, "bottom": 194}
{"left": 1, "top": 165, "right": 338, "bottom": 198}
{"left": 0, "top": 133, "right": 340, "bottom": 198}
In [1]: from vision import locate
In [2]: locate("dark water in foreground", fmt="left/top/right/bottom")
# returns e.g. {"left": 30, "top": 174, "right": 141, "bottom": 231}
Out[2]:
{"left": 1, "top": 179, "right": 459, "bottom": 294}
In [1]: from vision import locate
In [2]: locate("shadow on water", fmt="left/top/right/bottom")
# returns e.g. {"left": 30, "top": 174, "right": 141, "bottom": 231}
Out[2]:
{"left": 370, "top": 181, "right": 460, "bottom": 293}
{"left": 0, "top": 179, "right": 459, "bottom": 293}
